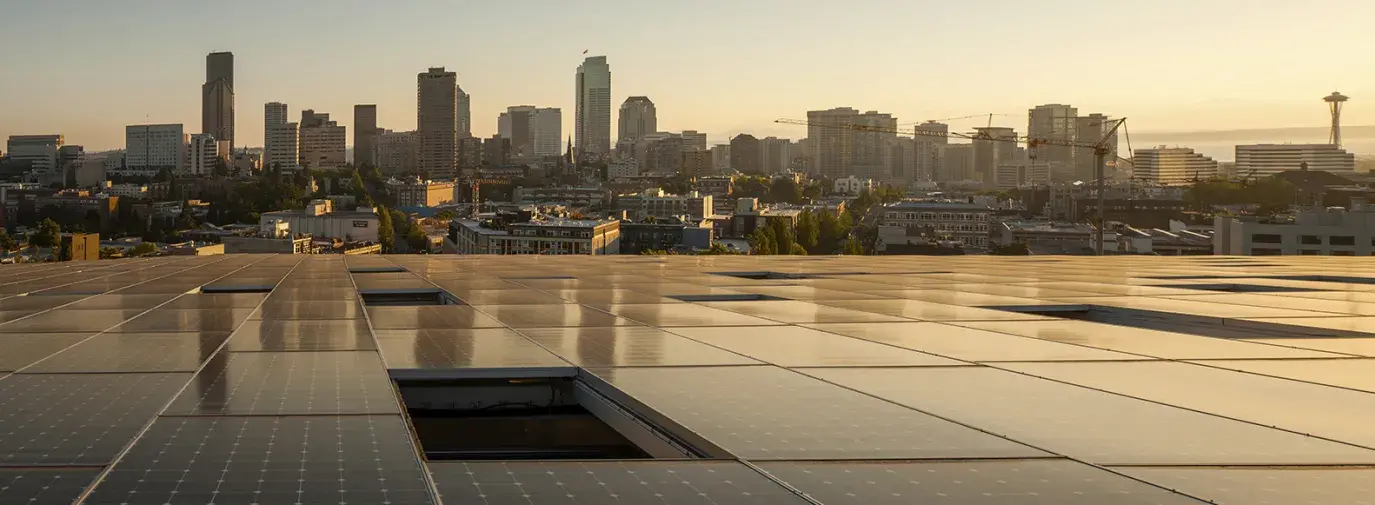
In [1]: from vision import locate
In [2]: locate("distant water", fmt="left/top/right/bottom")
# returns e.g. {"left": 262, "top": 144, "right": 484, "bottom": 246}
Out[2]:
{"left": 1129, "top": 137, "right": 1374, "bottom": 162}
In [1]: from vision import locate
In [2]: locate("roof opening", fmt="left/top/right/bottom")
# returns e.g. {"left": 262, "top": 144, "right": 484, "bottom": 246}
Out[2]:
{"left": 667, "top": 293, "right": 790, "bottom": 302}
{"left": 360, "top": 288, "right": 459, "bottom": 307}
{"left": 507, "top": 275, "right": 577, "bottom": 280}
{"left": 981, "top": 304, "right": 1360, "bottom": 339}
{"left": 396, "top": 376, "right": 705, "bottom": 461}
{"left": 1163, "top": 283, "right": 1323, "bottom": 293}
{"left": 348, "top": 266, "right": 408, "bottom": 273}
{"left": 199, "top": 284, "right": 275, "bottom": 294}
{"left": 710, "top": 271, "right": 820, "bottom": 280}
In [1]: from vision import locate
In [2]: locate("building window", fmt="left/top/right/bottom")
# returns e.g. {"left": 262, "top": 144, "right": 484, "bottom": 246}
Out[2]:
{"left": 1331, "top": 236, "right": 1355, "bottom": 246}
{"left": 1300, "top": 235, "right": 1322, "bottom": 245}
{"left": 1252, "top": 234, "right": 1282, "bottom": 244}
{"left": 1301, "top": 249, "right": 1321, "bottom": 255}
{"left": 1252, "top": 248, "right": 1282, "bottom": 256}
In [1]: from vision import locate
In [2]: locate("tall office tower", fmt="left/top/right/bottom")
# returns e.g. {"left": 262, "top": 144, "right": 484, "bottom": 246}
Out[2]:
{"left": 1073, "top": 113, "right": 1116, "bottom": 182}
{"left": 941, "top": 144, "right": 973, "bottom": 182}
{"left": 1133, "top": 147, "right": 1218, "bottom": 185}
{"left": 457, "top": 137, "right": 484, "bottom": 170}
{"left": 914, "top": 121, "right": 949, "bottom": 181}
{"left": 853, "top": 111, "right": 897, "bottom": 179}
{"left": 759, "top": 137, "right": 791, "bottom": 174}
{"left": 264, "top": 122, "right": 298, "bottom": 170}
{"left": 711, "top": 144, "right": 731, "bottom": 171}
{"left": 57, "top": 145, "right": 84, "bottom": 187}
{"left": 618, "top": 96, "right": 656, "bottom": 142}
{"left": 972, "top": 127, "right": 1018, "bottom": 186}
{"left": 457, "top": 86, "right": 472, "bottom": 138}
{"left": 483, "top": 135, "right": 511, "bottom": 167}
{"left": 502, "top": 106, "right": 536, "bottom": 157}
{"left": 202, "top": 52, "right": 235, "bottom": 149}
{"left": 807, "top": 107, "right": 858, "bottom": 178}
{"left": 887, "top": 137, "right": 917, "bottom": 181}
{"left": 376, "top": 130, "right": 420, "bottom": 176}
{"left": 418, "top": 67, "right": 459, "bottom": 178}
{"left": 265, "top": 102, "right": 288, "bottom": 129}
{"left": 532, "top": 108, "right": 562, "bottom": 157}
{"left": 730, "top": 134, "right": 761, "bottom": 174}
{"left": 1028, "top": 104, "right": 1077, "bottom": 171}
{"left": 125, "top": 124, "right": 185, "bottom": 177}
{"left": 298, "top": 110, "right": 346, "bottom": 171}
{"left": 186, "top": 133, "right": 219, "bottom": 176}
{"left": 680, "top": 130, "right": 707, "bottom": 152}
{"left": 5, "top": 135, "right": 63, "bottom": 179}
{"left": 575, "top": 56, "right": 612, "bottom": 159}
{"left": 354, "top": 105, "right": 378, "bottom": 167}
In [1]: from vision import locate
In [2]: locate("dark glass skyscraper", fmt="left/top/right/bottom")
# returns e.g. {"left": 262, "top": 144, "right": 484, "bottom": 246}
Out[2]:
{"left": 202, "top": 52, "right": 235, "bottom": 149}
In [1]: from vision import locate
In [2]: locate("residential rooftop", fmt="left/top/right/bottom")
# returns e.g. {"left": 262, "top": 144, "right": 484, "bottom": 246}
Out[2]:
{"left": 0, "top": 255, "right": 1373, "bottom": 504}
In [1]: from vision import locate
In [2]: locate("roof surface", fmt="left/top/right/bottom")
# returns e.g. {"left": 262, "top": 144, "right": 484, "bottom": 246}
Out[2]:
{"left": 1, "top": 254, "right": 1374, "bottom": 504}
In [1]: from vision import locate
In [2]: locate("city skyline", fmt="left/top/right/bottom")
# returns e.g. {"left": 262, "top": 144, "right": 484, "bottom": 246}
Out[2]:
{"left": 3, "top": 0, "right": 1374, "bottom": 152}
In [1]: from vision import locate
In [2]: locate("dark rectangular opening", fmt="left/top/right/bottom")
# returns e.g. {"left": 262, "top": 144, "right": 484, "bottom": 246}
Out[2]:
{"left": 507, "top": 276, "right": 577, "bottom": 280}
{"left": 1163, "top": 283, "right": 1321, "bottom": 293}
{"left": 199, "top": 285, "right": 275, "bottom": 294}
{"left": 667, "top": 293, "right": 790, "bottom": 302}
{"left": 980, "top": 304, "right": 1365, "bottom": 339}
{"left": 396, "top": 377, "right": 698, "bottom": 461}
{"left": 360, "top": 288, "right": 459, "bottom": 306}
{"left": 348, "top": 266, "right": 408, "bottom": 273}
{"left": 711, "top": 271, "right": 819, "bottom": 280}
{"left": 1269, "top": 275, "right": 1375, "bottom": 285}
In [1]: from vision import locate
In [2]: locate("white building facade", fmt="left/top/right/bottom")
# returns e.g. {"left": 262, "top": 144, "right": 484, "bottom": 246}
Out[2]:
{"left": 1133, "top": 147, "right": 1218, "bottom": 185}
{"left": 1235, "top": 144, "right": 1356, "bottom": 177}
{"left": 185, "top": 133, "right": 219, "bottom": 176}
{"left": 123, "top": 124, "right": 184, "bottom": 177}
{"left": 1215, "top": 209, "right": 1375, "bottom": 255}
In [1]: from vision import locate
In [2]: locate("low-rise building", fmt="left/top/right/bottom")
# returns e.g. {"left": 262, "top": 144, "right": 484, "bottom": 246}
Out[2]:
{"left": 726, "top": 198, "right": 801, "bottom": 238}
{"left": 878, "top": 201, "right": 992, "bottom": 249}
{"left": 833, "top": 176, "right": 874, "bottom": 195}
{"left": 1214, "top": 206, "right": 1375, "bottom": 255}
{"left": 259, "top": 199, "right": 379, "bottom": 242}
{"left": 992, "top": 221, "right": 1111, "bottom": 255}
{"left": 514, "top": 186, "right": 609, "bottom": 208}
{"left": 1235, "top": 144, "right": 1356, "bottom": 177}
{"left": 619, "top": 218, "right": 713, "bottom": 254}
{"left": 35, "top": 190, "right": 119, "bottom": 230}
{"left": 387, "top": 178, "right": 456, "bottom": 208}
{"left": 101, "top": 182, "right": 150, "bottom": 200}
{"left": 696, "top": 176, "right": 732, "bottom": 198}
{"left": 993, "top": 162, "right": 1050, "bottom": 189}
{"left": 60, "top": 233, "right": 99, "bottom": 261}
{"left": 449, "top": 215, "right": 621, "bottom": 255}
{"left": 614, "top": 189, "right": 712, "bottom": 221}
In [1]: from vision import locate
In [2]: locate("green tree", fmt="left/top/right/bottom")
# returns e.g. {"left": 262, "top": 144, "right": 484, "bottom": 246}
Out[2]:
{"left": 405, "top": 225, "right": 428, "bottom": 253}
{"left": 30, "top": 218, "right": 61, "bottom": 248}
{"left": 768, "top": 218, "right": 796, "bottom": 255}
{"left": 376, "top": 206, "right": 395, "bottom": 253}
{"left": 701, "top": 242, "right": 739, "bottom": 255}
{"left": 789, "top": 243, "right": 809, "bottom": 255}
{"left": 131, "top": 242, "right": 158, "bottom": 256}
{"left": 734, "top": 177, "right": 769, "bottom": 199}
{"left": 795, "top": 210, "right": 819, "bottom": 253}
{"left": 434, "top": 209, "right": 457, "bottom": 221}
{"left": 0, "top": 230, "right": 18, "bottom": 253}
{"left": 816, "top": 210, "right": 851, "bottom": 254}
{"left": 841, "top": 237, "right": 865, "bottom": 255}
{"left": 747, "top": 226, "right": 777, "bottom": 255}
{"left": 765, "top": 178, "right": 803, "bottom": 204}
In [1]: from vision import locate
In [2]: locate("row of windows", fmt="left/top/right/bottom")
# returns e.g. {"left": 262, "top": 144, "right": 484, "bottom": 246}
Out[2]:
{"left": 934, "top": 223, "right": 989, "bottom": 232}
{"left": 887, "top": 212, "right": 989, "bottom": 222}
{"left": 1253, "top": 234, "right": 1368, "bottom": 246}
{"left": 1254, "top": 248, "right": 1374, "bottom": 256}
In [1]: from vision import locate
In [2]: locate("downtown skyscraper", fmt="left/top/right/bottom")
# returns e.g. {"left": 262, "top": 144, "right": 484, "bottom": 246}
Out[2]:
{"left": 202, "top": 52, "right": 235, "bottom": 149}
{"left": 575, "top": 56, "right": 612, "bottom": 160}
{"left": 417, "top": 67, "right": 459, "bottom": 178}
{"left": 618, "top": 96, "right": 656, "bottom": 143}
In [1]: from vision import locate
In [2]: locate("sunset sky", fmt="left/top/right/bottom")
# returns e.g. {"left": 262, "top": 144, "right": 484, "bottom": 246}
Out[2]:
{"left": 3, "top": 0, "right": 1372, "bottom": 151}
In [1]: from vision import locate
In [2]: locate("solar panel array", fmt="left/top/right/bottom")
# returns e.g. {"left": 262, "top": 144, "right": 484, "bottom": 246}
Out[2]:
{"left": 3, "top": 254, "right": 1375, "bottom": 503}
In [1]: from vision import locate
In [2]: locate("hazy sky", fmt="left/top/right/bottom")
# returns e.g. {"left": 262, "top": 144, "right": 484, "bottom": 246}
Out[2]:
{"left": 3, "top": 0, "right": 1373, "bottom": 151}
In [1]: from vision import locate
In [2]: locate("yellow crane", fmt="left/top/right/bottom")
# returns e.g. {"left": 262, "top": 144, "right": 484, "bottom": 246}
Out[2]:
{"left": 775, "top": 117, "right": 1127, "bottom": 255}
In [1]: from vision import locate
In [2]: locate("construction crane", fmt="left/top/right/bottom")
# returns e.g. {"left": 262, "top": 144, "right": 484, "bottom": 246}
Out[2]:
{"left": 898, "top": 113, "right": 1015, "bottom": 129}
{"left": 775, "top": 116, "right": 1127, "bottom": 255}
{"left": 464, "top": 175, "right": 513, "bottom": 217}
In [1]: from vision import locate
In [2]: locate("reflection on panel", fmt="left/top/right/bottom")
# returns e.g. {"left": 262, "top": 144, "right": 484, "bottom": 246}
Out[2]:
{"left": 604, "top": 304, "right": 782, "bottom": 327}
{"left": 0, "top": 309, "right": 146, "bottom": 333}
{"left": 1002, "top": 361, "right": 1375, "bottom": 449}
{"left": 431, "top": 461, "right": 808, "bottom": 505}
{"left": 517, "top": 326, "right": 761, "bottom": 367}
{"left": 251, "top": 300, "right": 363, "bottom": 320}
{"left": 0, "top": 373, "right": 191, "bottom": 465}
{"left": 473, "top": 304, "right": 637, "bottom": 328}
{"left": 1118, "top": 467, "right": 1375, "bottom": 505}
{"left": 374, "top": 329, "right": 568, "bottom": 369}
{"left": 760, "top": 460, "right": 1207, "bottom": 505}
{"left": 668, "top": 326, "right": 963, "bottom": 367}
{"left": 958, "top": 320, "right": 1340, "bottom": 359}
{"left": 227, "top": 319, "right": 376, "bottom": 351}
{"left": 591, "top": 366, "right": 1045, "bottom": 460}
{"left": 367, "top": 306, "right": 506, "bottom": 330}
{"left": 164, "top": 351, "right": 399, "bottom": 415}
{"left": 807, "top": 322, "right": 1137, "bottom": 362}
{"left": 699, "top": 300, "right": 909, "bottom": 324}
{"left": 108, "top": 308, "right": 256, "bottom": 333}
{"left": 24, "top": 332, "right": 229, "bottom": 373}
{"left": 0, "top": 468, "right": 101, "bottom": 505}
{"left": 0, "top": 333, "right": 95, "bottom": 372}
{"left": 816, "top": 299, "right": 1053, "bottom": 321}
{"left": 807, "top": 367, "right": 1375, "bottom": 465}
{"left": 82, "top": 416, "right": 433, "bottom": 505}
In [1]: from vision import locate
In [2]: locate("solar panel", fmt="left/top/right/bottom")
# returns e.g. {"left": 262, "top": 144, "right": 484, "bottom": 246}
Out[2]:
{"left": 430, "top": 461, "right": 809, "bottom": 505}
{"left": 1117, "top": 467, "right": 1375, "bottom": 505}
{"left": 587, "top": 366, "right": 1047, "bottom": 460}
{"left": 374, "top": 329, "right": 569, "bottom": 369}
{"left": 0, "top": 373, "right": 191, "bottom": 465}
{"left": 366, "top": 306, "right": 506, "bottom": 330}
{"left": 0, "top": 333, "right": 95, "bottom": 372}
{"left": 0, "top": 309, "right": 146, "bottom": 333}
{"left": 0, "top": 467, "right": 101, "bottom": 505}
{"left": 250, "top": 300, "right": 364, "bottom": 320}
{"left": 603, "top": 304, "right": 782, "bottom": 327}
{"left": 472, "top": 304, "right": 638, "bottom": 328}
{"left": 759, "top": 460, "right": 1208, "bottom": 505}
{"left": 516, "top": 326, "right": 763, "bottom": 367}
{"left": 667, "top": 325, "right": 964, "bottom": 367}
{"left": 226, "top": 319, "right": 376, "bottom": 351}
{"left": 108, "top": 308, "right": 256, "bottom": 333}
{"left": 22, "top": 332, "right": 229, "bottom": 373}
{"left": 806, "top": 322, "right": 1137, "bottom": 362}
{"left": 163, "top": 351, "right": 400, "bottom": 415}
{"left": 83, "top": 415, "right": 433, "bottom": 505}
